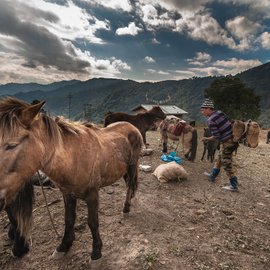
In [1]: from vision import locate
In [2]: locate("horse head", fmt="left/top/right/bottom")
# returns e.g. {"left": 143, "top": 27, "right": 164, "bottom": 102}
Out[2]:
{"left": 151, "top": 106, "right": 166, "bottom": 120}
{"left": 0, "top": 98, "right": 46, "bottom": 209}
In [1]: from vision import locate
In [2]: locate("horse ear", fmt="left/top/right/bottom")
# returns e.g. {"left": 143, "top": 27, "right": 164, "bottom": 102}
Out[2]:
{"left": 20, "top": 101, "right": 46, "bottom": 127}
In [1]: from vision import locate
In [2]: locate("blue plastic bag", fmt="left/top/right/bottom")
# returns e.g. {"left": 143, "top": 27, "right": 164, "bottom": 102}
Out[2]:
{"left": 160, "top": 151, "right": 183, "bottom": 164}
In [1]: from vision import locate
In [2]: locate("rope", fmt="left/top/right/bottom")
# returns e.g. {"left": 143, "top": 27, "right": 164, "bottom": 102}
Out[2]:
{"left": 37, "top": 171, "right": 60, "bottom": 238}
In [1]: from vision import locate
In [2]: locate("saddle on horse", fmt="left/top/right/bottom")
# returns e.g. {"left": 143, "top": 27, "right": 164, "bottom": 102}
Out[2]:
{"left": 167, "top": 122, "right": 186, "bottom": 136}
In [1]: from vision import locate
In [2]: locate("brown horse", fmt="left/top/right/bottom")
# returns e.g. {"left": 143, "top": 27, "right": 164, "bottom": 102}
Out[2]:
{"left": 0, "top": 97, "right": 143, "bottom": 261}
{"left": 159, "top": 116, "right": 198, "bottom": 161}
{"left": 104, "top": 106, "right": 166, "bottom": 146}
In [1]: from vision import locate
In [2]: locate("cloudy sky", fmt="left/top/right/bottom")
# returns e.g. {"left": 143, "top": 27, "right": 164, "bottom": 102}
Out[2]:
{"left": 0, "top": 0, "right": 269, "bottom": 84}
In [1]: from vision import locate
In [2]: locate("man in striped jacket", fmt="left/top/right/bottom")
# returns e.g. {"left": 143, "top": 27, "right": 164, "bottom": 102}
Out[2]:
{"left": 201, "top": 99, "right": 239, "bottom": 191}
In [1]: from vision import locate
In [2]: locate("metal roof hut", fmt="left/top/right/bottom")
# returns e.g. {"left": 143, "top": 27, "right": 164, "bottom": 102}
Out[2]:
{"left": 131, "top": 104, "right": 188, "bottom": 119}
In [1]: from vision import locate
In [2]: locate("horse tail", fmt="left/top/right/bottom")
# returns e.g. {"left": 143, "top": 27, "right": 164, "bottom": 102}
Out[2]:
{"left": 127, "top": 129, "right": 143, "bottom": 195}
{"left": 189, "top": 129, "right": 198, "bottom": 161}
{"left": 10, "top": 181, "right": 34, "bottom": 239}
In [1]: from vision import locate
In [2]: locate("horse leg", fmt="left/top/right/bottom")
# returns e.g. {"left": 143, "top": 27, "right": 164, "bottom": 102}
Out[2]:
{"left": 201, "top": 145, "right": 206, "bottom": 161}
{"left": 186, "top": 129, "right": 197, "bottom": 161}
{"left": 141, "top": 131, "right": 147, "bottom": 147}
{"left": 210, "top": 151, "right": 213, "bottom": 163}
{"left": 5, "top": 206, "right": 29, "bottom": 257}
{"left": 85, "top": 188, "right": 102, "bottom": 260}
{"left": 123, "top": 164, "right": 138, "bottom": 214}
{"left": 207, "top": 146, "right": 211, "bottom": 161}
{"left": 53, "top": 194, "right": 77, "bottom": 259}
{"left": 162, "top": 134, "right": 168, "bottom": 153}
{"left": 210, "top": 147, "right": 216, "bottom": 163}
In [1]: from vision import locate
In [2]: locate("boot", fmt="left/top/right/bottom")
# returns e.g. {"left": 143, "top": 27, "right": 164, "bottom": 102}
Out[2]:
{"left": 222, "top": 176, "right": 238, "bottom": 191}
{"left": 203, "top": 168, "right": 220, "bottom": 182}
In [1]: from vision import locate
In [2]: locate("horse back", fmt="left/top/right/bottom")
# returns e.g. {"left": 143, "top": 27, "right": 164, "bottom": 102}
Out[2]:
{"left": 103, "top": 121, "right": 143, "bottom": 149}
{"left": 104, "top": 112, "right": 134, "bottom": 127}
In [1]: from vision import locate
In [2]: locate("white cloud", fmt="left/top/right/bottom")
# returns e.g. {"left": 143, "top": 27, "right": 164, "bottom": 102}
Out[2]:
{"left": 146, "top": 68, "right": 156, "bottom": 73}
{"left": 172, "top": 69, "right": 196, "bottom": 80}
{"left": 144, "top": 56, "right": 155, "bottom": 63}
{"left": 214, "top": 58, "right": 262, "bottom": 72}
{"left": 136, "top": 1, "right": 268, "bottom": 52}
{"left": 260, "top": 32, "right": 270, "bottom": 49}
{"left": 187, "top": 52, "right": 212, "bottom": 66}
{"left": 189, "top": 66, "right": 227, "bottom": 77}
{"left": 226, "top": 16, "right": 261, "bottom": 39}
{"left": 0, "top": 0, "right": 268, "bottom": 83}
{"left": 116, "top": 22, "right": 143, "bottom": 36}
{"left": 85, "top": 0, "right": 132, "bottom": 12}
{"left": 22, "top": 0, "right": 110, "bottom": 44}
{"left": 152, "top": 38, "right": 161, "bottom": 44}
{"left": 0, "top": 44, "right": 131, "bottom": 83}
{"left": 225, "top": 16, "right": 262, "bottom": 50}
{"left": 137, "top": 0, "right": 205, "bottom": 12}
{"left": 146, "top": 69, "right": 169, "bottom": 75}
{"left": 188, "top": 57, "right": 262, "bottom": 77}
{"left": 175, "top": 11, "right": 236, "bottom": 49}
{"left": 137, "top": 3, "right": 176, "bottom": 30}
{"left": 219, "top": 0, "right": 270, "bottom": 19}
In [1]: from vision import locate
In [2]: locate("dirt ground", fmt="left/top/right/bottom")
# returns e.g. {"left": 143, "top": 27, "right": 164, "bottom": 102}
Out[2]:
{"left": 1, "top": 128, "right": 270, "bottom": 270}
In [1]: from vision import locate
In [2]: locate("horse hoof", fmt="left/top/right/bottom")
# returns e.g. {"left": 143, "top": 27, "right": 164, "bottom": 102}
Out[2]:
{"left": 91, "top": 250, "right": 102, "bottom": 260}
{"left": 123, "top": 204, "right": 130, "bottom": 214}
{"left": 89, "top": 256, "right": 103, "bottom": 269}
{"left": 12, "top": 247, "right": 29, "bottom": 258}
{"left": 52, "top": 249, "right": 65, "bottom": 260}
{"left": 122, "top": 212, "right": 129, "bottom": 218}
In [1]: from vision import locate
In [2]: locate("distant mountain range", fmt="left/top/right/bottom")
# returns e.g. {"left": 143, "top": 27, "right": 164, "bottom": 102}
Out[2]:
{"left": 0, "top": 62, "right": 269, "bottom": 127}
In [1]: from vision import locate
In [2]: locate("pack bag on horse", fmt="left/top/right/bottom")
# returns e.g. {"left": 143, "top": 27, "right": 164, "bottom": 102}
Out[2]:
{"left": 201, "top": 127, "right": 220, "bottom": 163}
{"left": 159, "top": 116, "right": 197, "bottom": 161}
{"left": 0, "top": 97, "right": 143, "bottom": 262}
{"left": 104, "top": 105, "right": 166, "bottom": 146}
{"left": 232, "top": 119, "right": 260, "bottom": 148}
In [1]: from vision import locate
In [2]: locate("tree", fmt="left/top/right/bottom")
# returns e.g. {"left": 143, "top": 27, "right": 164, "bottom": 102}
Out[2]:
{"left": 204, "top": 77, "right": 261, "bottom": 120}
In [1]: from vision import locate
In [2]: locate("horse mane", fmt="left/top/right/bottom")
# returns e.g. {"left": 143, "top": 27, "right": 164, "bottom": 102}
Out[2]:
{"left": 0, "top": 97, "right": 87, "bottom": 145}
{"left": 10, "top": 181, "right": 34, "bottom": 238}
{"left": 39, "top": 116, "right": 89, "bottom": 148}
{"left": 145, "top": 106, "right": 161, "bottom": 115}
{"left": 54, "top": 116, "right": 86, "bottom": 135}
{"left": 0, "top": 97, "right": 30, "bottom": 140}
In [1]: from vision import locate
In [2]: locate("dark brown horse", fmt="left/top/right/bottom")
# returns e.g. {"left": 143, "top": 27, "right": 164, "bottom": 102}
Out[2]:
{"left": 0, "top": 97, "right": 143, "bottom": 261}
{"left": 104, "top": 106, "right": 166, "bottom": 146}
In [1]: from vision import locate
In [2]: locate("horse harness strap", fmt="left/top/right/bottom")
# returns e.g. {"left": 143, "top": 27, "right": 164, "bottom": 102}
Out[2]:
{"left": 37, "top": 170, "right": 60, "bottom": 238}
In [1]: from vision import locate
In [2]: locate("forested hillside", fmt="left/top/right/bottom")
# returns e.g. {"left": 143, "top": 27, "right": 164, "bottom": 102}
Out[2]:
{"left": 0, "top": 62, "right": 269, "bottom": 126}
